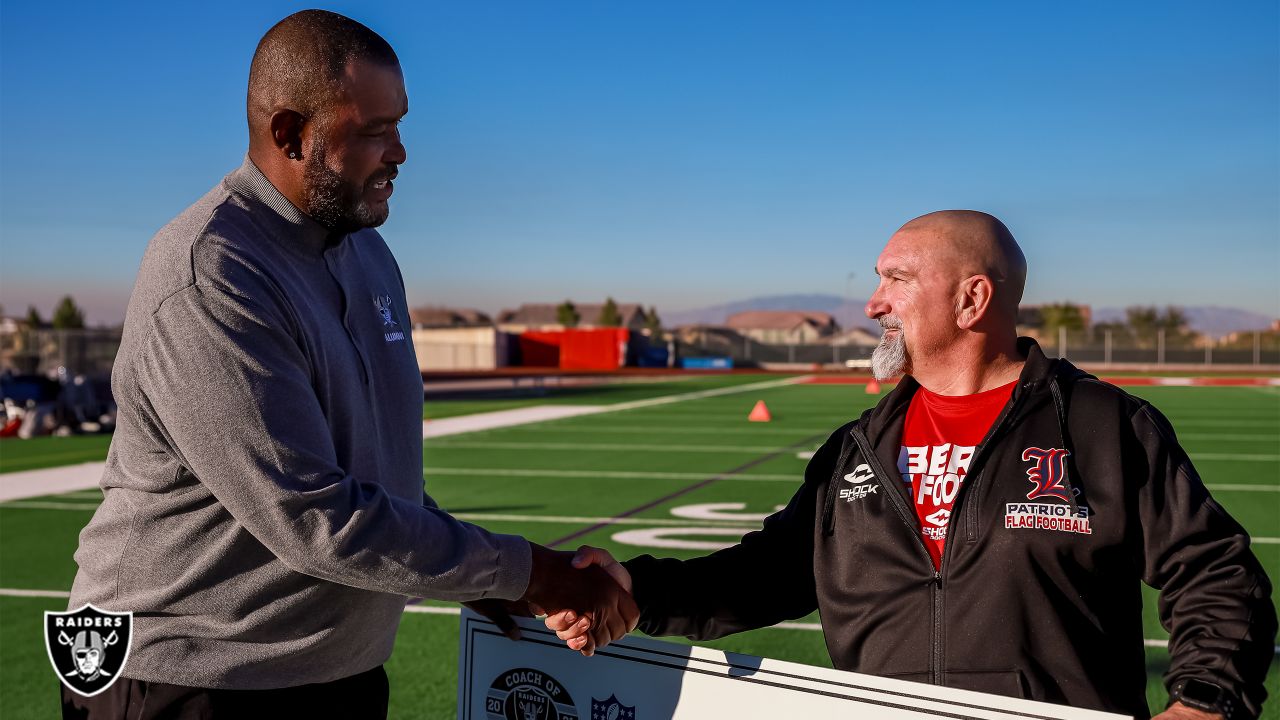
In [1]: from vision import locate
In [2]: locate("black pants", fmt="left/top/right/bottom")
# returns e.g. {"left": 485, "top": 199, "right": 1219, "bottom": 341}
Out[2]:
{"left": 61, "top": 665, "right": 389, "bottom": 720}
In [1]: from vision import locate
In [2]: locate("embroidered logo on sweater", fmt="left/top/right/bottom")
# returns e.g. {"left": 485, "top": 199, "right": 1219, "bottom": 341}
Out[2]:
{"left": 45, "top": 605, "right": 133, "bottom": 697}
{"left": 374, "top": 295, "right": 405, "bottom": 342}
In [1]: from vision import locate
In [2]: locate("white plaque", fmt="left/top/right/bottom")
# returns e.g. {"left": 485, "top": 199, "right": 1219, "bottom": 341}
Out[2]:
{"left": 457, "top": 609, "right": 1129, "bottom": 719}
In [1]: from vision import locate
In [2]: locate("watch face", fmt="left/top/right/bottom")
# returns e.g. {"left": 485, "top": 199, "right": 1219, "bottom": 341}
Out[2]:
{"left": 1182, "top": 679, "right": 1223, "bottom": 706}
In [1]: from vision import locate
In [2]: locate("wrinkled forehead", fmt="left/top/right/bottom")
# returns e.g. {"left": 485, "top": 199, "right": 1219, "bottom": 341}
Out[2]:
{"left": 876, "top": 228, "right": 961, "bottom": 279}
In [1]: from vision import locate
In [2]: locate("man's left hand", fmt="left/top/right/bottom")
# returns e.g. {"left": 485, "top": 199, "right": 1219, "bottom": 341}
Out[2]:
{"left": 462, "top": 599, "right": 540, "bottom": 641}
{"left": 1152, "top": 702, "right": 1224, "bottom": 720}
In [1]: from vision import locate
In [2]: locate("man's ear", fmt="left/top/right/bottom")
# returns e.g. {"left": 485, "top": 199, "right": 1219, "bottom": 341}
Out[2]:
{"left": 956, "top": 275, "right": 993, "bottom": 330}
{"left": 269, "top": 109, "right": 307, "bottom": 161}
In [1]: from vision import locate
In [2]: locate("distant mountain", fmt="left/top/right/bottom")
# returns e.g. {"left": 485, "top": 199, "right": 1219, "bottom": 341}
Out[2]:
{"left": 664, "top": 295, "right": 1274, "bottom": 339}
{"left": 1094, "top": 306, "right": 1274, "bottom": 340}
{"left": 664, "top": 294, "right": 881, "bottom": 332}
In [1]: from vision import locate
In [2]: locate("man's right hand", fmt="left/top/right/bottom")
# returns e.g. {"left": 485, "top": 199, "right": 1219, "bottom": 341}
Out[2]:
{"left": 542, "top": 546, "right": 632, "bottom": 656}
{"left": 522, "top": 543, "right": 638, "bottom": 656}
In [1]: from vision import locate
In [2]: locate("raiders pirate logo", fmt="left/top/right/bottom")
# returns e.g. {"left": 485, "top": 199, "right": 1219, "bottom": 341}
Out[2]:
{"left": 486, "top": 667, "right": 579, "bottom": 720}
{"left": 45, "top": 604, "right": 133, "bottom": 697}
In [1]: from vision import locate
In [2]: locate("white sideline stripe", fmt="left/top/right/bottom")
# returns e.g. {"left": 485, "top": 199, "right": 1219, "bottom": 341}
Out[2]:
{"left": 1, "top": 590, "right": 1275, "bottom": 653}
{"left": 0, "top": 378, "right": 811, "bottom": 504}
{"left": 0, "top": 462, "right": 106, "bottom": 503}
{"left": 421, "top": 376, "right": 808, "bottom": 441}
{"left": 423, "top": 405, "right": 605, "bottom": 438}
{"left": 425, "top": 468, "right": 799, "bottom": 482}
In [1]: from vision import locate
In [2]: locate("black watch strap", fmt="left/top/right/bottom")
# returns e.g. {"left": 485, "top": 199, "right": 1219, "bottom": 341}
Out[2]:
{"left": 1170, "top": 678, "right": 1237, "bottom": 719}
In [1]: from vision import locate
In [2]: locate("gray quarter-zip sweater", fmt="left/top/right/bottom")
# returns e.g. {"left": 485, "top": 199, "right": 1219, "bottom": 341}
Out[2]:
{"left": 68, "top": 157, "right": 532, "bottom": 689}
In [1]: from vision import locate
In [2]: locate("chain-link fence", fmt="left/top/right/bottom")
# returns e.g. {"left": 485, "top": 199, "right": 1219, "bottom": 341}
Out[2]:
{"left": 677, "top": 329, "right": 1280, "bottom": 368}
{"left": 1039, "top": 328, "right": 1279, "bottom": 367}
{"left": 1, "top": 328, "right": 123, "bottom": 378}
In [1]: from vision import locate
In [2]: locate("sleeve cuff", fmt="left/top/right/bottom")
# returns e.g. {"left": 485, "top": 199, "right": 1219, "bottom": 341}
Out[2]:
{"left": 485, "top": 533, "right": 532, "bottom": 601}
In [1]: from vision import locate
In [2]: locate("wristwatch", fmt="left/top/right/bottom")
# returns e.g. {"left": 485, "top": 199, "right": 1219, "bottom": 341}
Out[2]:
{"left": 1169, "top": 678, "right": 1236, "bottom": 719}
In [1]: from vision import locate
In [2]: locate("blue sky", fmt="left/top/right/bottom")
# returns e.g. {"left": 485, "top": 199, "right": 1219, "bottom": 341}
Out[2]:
{"left": 2, "top": 1, "right": 1277, "bottom": 325}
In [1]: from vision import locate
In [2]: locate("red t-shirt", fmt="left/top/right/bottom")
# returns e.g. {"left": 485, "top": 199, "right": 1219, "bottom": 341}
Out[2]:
{"left": 898, "top": 381, "right": 1016, "bottom": 568}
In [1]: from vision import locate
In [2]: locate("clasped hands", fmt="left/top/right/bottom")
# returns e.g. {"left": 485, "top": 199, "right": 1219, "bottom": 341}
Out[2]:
{"left": 465, "top": 544, "right": 632, "bottom": 657}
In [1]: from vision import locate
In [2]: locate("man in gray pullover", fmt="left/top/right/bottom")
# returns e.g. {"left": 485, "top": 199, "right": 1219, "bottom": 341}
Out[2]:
{"left": 63, "top": 10, "right": 635, "bottom": 718}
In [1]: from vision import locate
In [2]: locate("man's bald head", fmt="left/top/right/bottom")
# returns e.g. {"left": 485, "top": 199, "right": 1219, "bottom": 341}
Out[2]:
{"left": 246, "top": 10, "right": 398, "bottom": 144}
{"left": 894, "top": 210, "right": 1027, "bottom": 316}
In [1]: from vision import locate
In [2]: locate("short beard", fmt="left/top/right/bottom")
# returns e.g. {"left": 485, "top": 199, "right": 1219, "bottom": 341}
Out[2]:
{"left": 302, "top": 141, "right": 388, "bottom": 232}
{"left": 870, "top": 315, "right": 909, "bottom": 381}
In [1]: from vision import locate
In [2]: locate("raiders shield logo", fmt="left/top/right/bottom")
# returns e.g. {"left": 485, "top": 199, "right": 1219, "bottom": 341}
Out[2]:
{"left": 45, "top": 604, "right": 133, "bottom": 697}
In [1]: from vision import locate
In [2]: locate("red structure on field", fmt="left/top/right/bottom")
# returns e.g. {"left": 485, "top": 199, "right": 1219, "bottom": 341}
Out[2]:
{"left": 517, "top": 329, "right": 630, "bottom": 370}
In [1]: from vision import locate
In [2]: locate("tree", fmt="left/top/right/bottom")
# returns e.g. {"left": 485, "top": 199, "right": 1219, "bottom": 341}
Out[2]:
{"left": 51, "top": 296, "right": 86, "bottom": 329}
{"left": 556, "top": 300, "right": 580, "bottom": 328}
{"left": 1123, "top": 305, "right": 1195, "bottom": 348}
{"left": 25, "top": 305, "right": 44, "bottom": 328}
{"left": 644, "top": 306, "right": 663, "bottom": 337}
{"left": 597, "top": 297, "right": 622, "bottom": 327}
{"left": 1038, "top": 303, "right": 1087, "bottom": 335}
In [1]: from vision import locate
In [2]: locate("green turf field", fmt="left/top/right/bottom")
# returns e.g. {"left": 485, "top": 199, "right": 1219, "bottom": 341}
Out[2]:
{"left": 1, "top": 379, "right": 1277, "bottom": 718}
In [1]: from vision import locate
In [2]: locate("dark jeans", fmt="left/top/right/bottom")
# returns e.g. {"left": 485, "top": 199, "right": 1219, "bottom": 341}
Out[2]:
{"left": 61, "top": 665, "right": 389, "bottom": 720}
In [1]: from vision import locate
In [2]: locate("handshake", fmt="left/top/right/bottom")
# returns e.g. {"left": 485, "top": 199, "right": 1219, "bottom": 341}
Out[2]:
{"left": 465, "top": 543, "right": 633, "bottom": 657}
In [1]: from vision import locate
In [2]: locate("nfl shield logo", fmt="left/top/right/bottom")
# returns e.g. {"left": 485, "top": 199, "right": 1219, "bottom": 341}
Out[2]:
{"left": 590, "top": 694, "right": 635, "bottom": 720}
{"left": 45, "top": 604, "right": 133, "bottom": 697}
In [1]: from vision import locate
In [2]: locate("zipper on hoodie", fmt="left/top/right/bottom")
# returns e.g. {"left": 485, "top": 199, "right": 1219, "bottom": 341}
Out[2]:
{"left": 849, "top": 428, "right": 941, "bottom": 681}
{"left": 849, "top": 381, "right": 1030, "bottom": 686}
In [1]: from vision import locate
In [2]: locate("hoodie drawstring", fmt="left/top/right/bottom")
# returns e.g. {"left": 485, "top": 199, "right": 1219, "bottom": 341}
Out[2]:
{"left": 821, "top": 434, "right": 857, "bottom": 537}
{"left": 1047, "top": 367, "right": 1083, "bottom": 519}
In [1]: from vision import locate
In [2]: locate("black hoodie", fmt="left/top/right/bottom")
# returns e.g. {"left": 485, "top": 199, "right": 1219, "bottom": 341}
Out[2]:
{"left": 625, "top": 339, "right": 1276, "bottom": 718}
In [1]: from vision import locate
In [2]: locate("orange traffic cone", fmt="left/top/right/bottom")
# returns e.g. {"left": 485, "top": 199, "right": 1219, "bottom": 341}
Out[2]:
{"left": 865, "top": 380, "right": 881, "bottom": 394}
{"left": 748, "top": 400, "right": 772, "bottom": 422}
